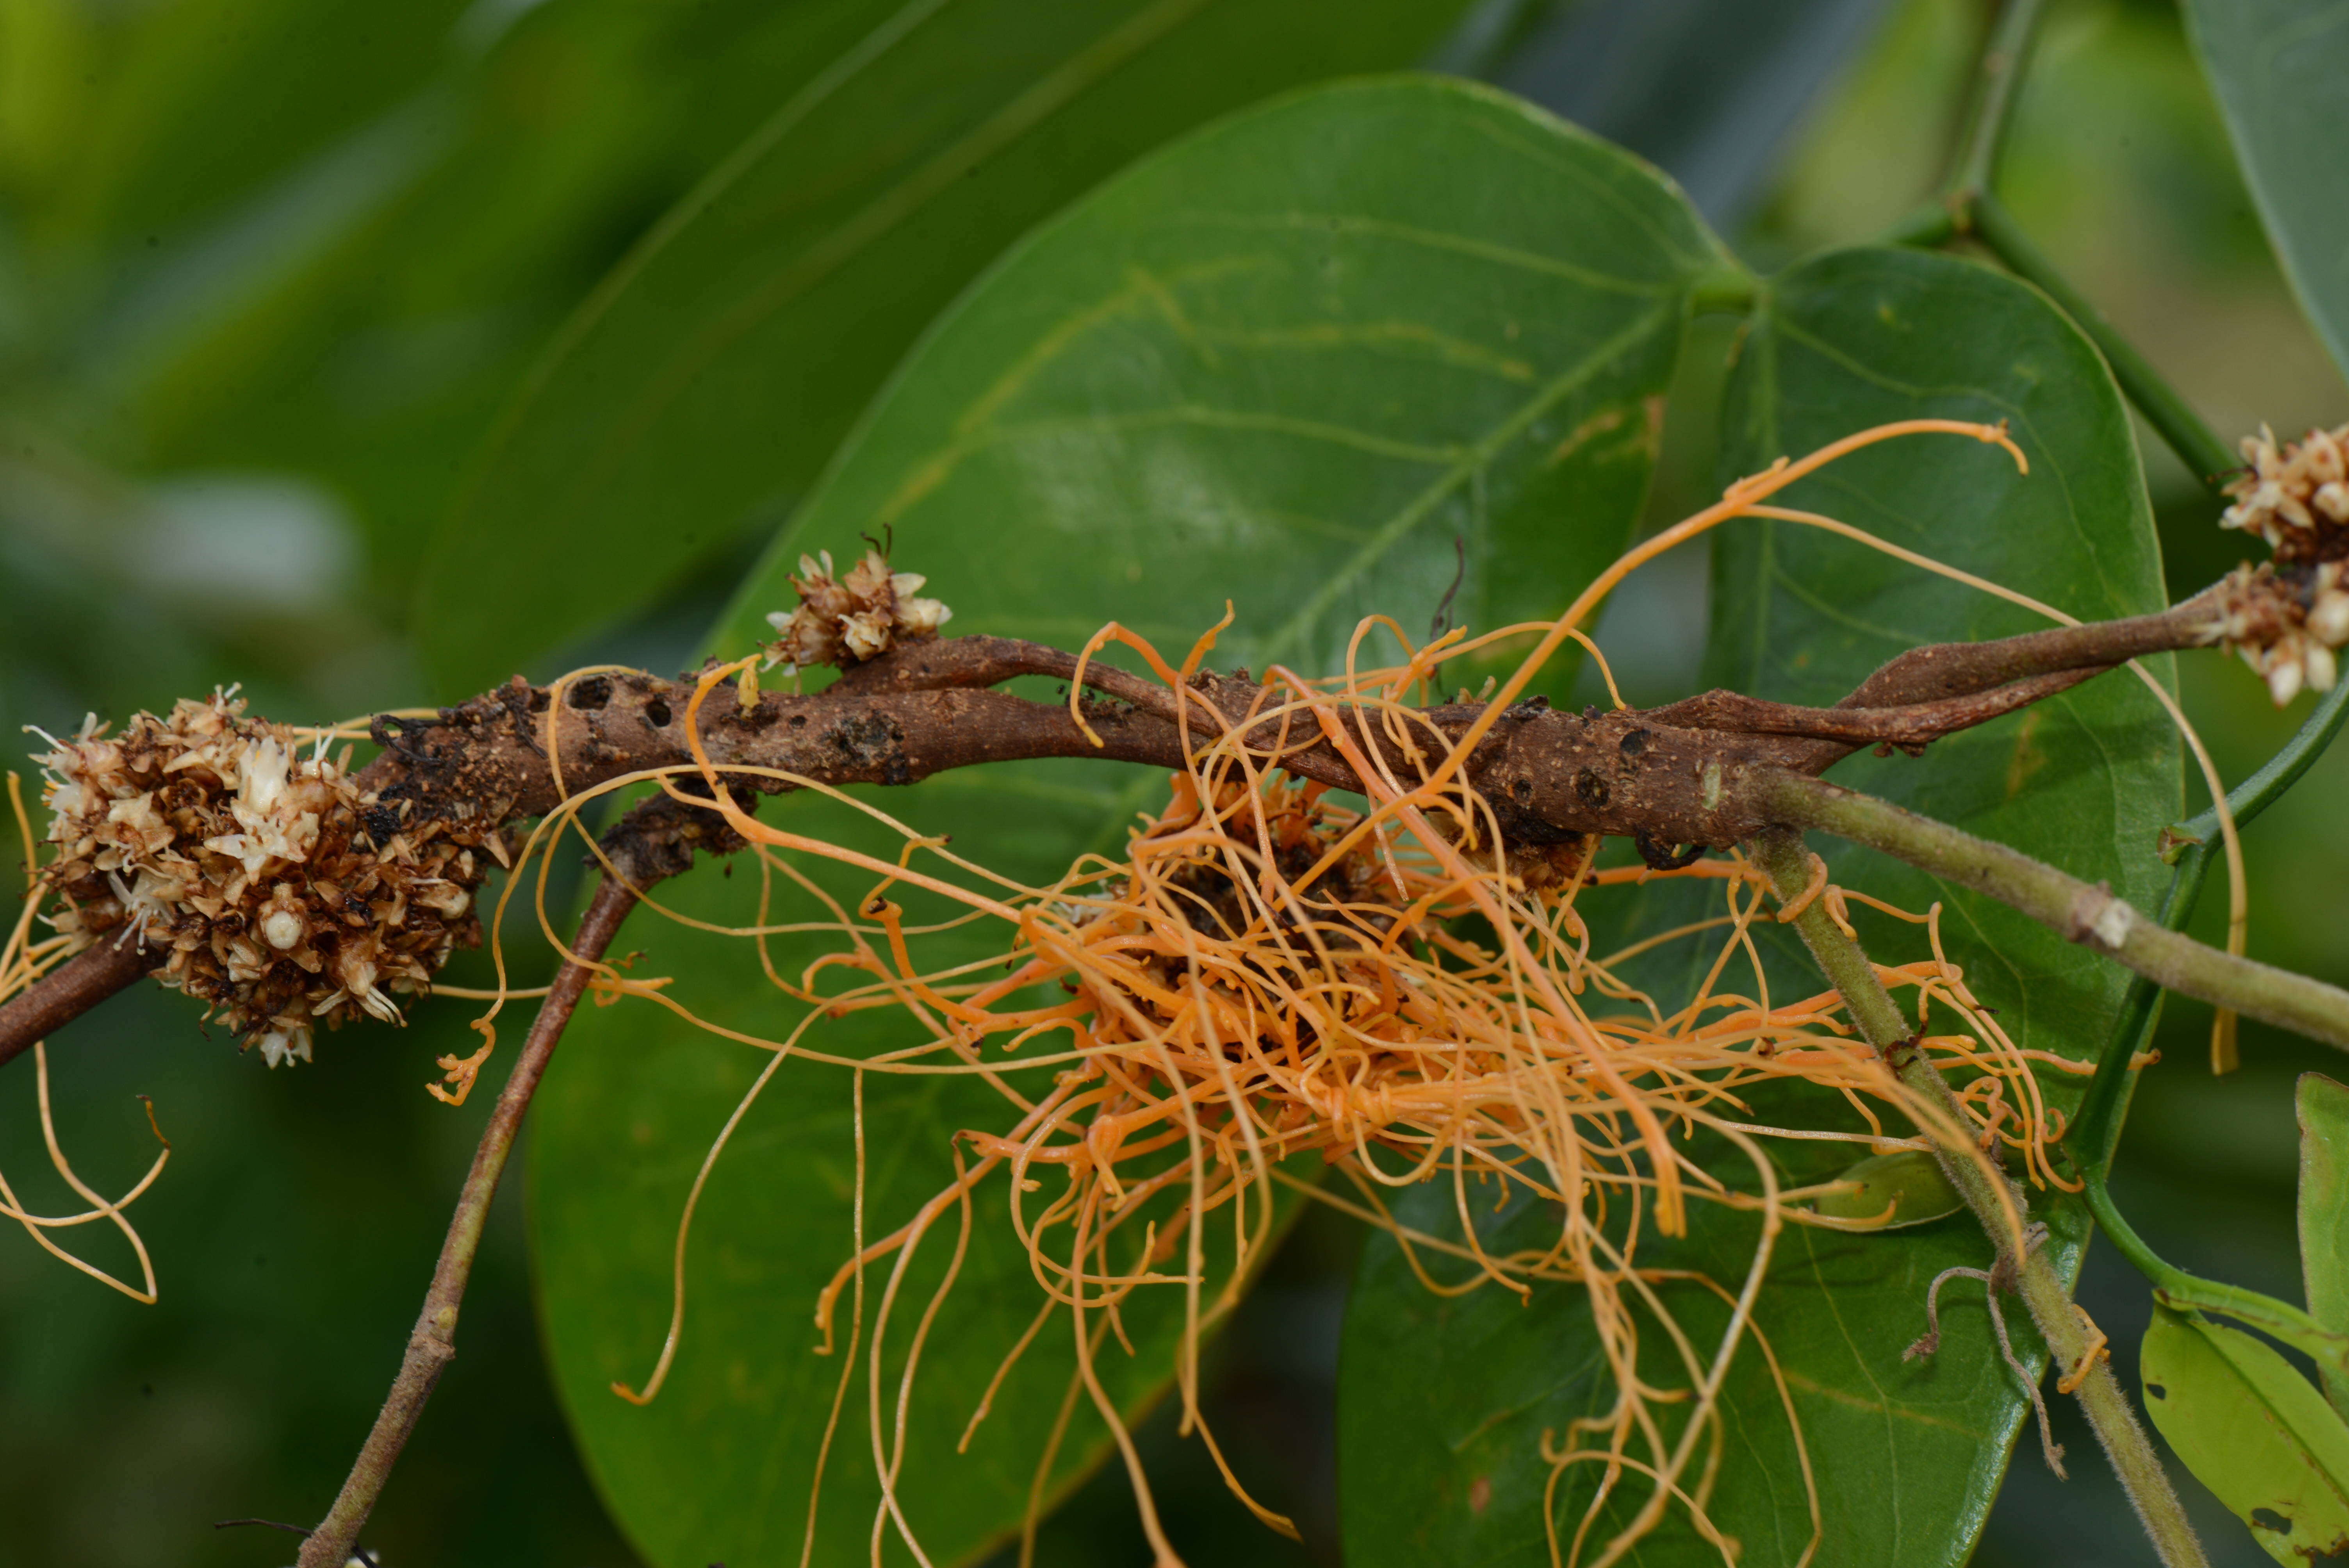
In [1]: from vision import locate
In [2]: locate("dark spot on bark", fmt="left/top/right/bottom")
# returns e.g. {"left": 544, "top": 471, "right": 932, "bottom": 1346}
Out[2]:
{"left": 827, "top": 711, "right": 907, "bottom": 772}
{"left": 361, "top": 805, "right": 402, "bottom": 846}
{"left": 1633, "top": 830, "right": 1703, "bottom": 870}
{"left": 1575, "top": 768, "right": 1609, "bottom": 809}
{"left": 527, "top": 688, "right": 550, "bottom": 713}
{"left": 1510, "top": 777, "right": 1533, "bottom": 804}
{"left": 644, "top": 698, "right": 671, "bottom": 729}
{"left": 567, "top": 676, "right": 612, "bottom": 711}
{"left": 789, "top": 714, "right": 807, "bottom": 729}
{"left": 1618, "top": 727, "right": 1650, "bottom": 757}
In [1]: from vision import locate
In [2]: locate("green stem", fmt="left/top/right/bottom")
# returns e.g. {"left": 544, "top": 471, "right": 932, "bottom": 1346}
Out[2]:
{"left": 1946, "top": 0, "right": 2051, "bottom": 198}
{"left": 1752, "top": 830, "right": 2208, "bottom": 1568}
{"left": 1690, "top": 263, "right": 1762, "bottom": 317}
{"left": 1968, "top": 195, "right": 2237, "bottom": 491}
{"left": 2077, "top": 1163, "right": 2349, "bottom": 1367}
{"left": 2071, "top": 675, "right": 2349, "bottom": 1169}
{"left": 2053, "top": 677, "right": 2349, "bottom": 1370}
{"left": 1761, "top": 771, "right": 2349, "bottom": 1051}
{"left": 1879, "top": 201, "right": 1959, "bottom": 249}
{"left": 1879, "top": 0, "right": 2238, "bottom": 494}
{"left": 295, "top": 878, "right": 639, "bottom": 1568}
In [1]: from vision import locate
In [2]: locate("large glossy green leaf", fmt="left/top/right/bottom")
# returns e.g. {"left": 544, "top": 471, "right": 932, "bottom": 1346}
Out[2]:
{"left": 529, "top": 77, "right": 1724, "bottom": 1566}
{"left": 32, "top": 0, "right": 467, "bottom": 257}
{"left": 115, "top": 0, "right": 912, "bottom": 585}
{"left": 1493, "top": 0, "right": 1893, "bottom": 225}
{"left": 2300, "top": 1071, "right": 2349, "bottom": 1416}
{"left": 1338, "top": 247, "right": 2180, "bottom": 1566}
{"left": 414, "top": 0, "right": 1486, "bottom": 697}
{"left": 2142, "top": 1304, "right": 2349, "bottom": 1564}
{"left": 2181, "top": 0, "right": 2349, "bottom": 380}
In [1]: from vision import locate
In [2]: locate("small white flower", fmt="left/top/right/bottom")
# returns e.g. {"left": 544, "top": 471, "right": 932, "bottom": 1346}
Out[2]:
{"left": 841, "top": 608, "right": 895, "bottom": 661}
{"left": 896, "top": 596, "right": 952, "bottom": 635}
{"left": 255, "top": 1023, "right": 314, "bottom": 1068}
{"left": 239, "top": 736, "right": 291, "bottom": 815}
{"left": 2268, "top": 654, "right": 2305, "bottom": 707}
{"left": 261, "top": 909, "right": 305, "bottom": 951}
{"left": 2313, "top": 589, "right": 2349, "bottom": 648}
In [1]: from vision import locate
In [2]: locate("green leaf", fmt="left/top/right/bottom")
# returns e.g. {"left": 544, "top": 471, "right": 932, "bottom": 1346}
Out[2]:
{"left": 113, "top": 1, "right": 926, "bottom": 587}
{"left": 529, "top": 76, "right": 1722, "bottom": 1566}
{"left": 2301, "top": 1071, "right": 2349, "bottom": 1415}
{"left": 1344, "top": 1160, "right": 2090, "bottom": 1568}
{"left": 1807, "top": 1149, "right": 1964, "bottom": 1229}
{"left": 1338, "top": 246, "right": 2180, "bottom": 1566}
{"left": 2180, "top": 0, "right": 2349, "bottom": 381}
{"left": 2142, "top": 1304, "right": 2349, "bottom": 1565}
{"left": 36, "top": 0, "right": 469, "bottom": 257}
{"left": 413, "top": 0, "right": 1484, "bottom": 697}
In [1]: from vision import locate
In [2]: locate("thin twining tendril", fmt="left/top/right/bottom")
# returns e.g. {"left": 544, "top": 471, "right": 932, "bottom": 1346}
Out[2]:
{"left": 426, "top": 419, "right": 2208, "bottom": 1568}
{"left": 1, "top": 420, "right": 2219, "bottom": 1568}
{"left": 0, "top": 773, "right": 172, "bottom": 1301}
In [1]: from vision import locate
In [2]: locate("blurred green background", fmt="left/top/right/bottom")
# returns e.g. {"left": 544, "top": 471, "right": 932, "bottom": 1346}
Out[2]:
{"left": 1, "top": 0, "right": 2341, "bottom": 1564}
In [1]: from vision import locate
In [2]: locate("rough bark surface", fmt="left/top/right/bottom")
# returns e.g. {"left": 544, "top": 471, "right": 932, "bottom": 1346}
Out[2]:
{"left": 0, "top": 600, "right": 2227, "bottom": 1064}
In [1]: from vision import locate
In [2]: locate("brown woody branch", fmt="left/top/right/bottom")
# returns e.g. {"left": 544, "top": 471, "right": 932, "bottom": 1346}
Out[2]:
{"left": 294, "top": 871, "right": 644, "bottom": 1568}
{"left": 0, "top": 594, "right": 2232, "bottom": 1065}
{"left": 0, "top": 934, "right": 161, "bottom": 1072}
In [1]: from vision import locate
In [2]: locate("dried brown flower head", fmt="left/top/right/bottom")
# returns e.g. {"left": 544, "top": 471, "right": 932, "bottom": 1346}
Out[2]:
{"left": 763, "top": 547, "right": 951, "bottom": 673}
{"left": 33, "top": 692, "right": 493, "bottom": 1065}
{"left": 2214, "top": 424, "right": 2349, "bottom": 704}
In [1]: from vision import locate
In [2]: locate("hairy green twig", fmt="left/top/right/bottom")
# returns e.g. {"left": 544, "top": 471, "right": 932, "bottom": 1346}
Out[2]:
{"left": 294, "top": 877, "right": 639, "bottom": 1568}
{"left": 2071, "top": 675, "right": 2349, "bottom": 1170}
{"left": 1762, "top": 771, "right": 2349, "bottom": 1051}
{"left": 1752, "top": 829, "right": 2209, "bottom": 1568}
{"left": 2049, "top": 678, "right": 2349, "bottom": 1376}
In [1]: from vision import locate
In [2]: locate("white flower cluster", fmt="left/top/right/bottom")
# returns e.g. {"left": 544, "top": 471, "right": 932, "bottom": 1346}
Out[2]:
{"left": 2223, "top": 423, "right": 2349, "bottom": 550}
{"left": 34, "top": 693, "right": 489, "bottom": 1066}
{"left": 763, "top": 547, "right": 951, "bottom": 673}
{"left": 2211, "top": 560, "right": 2349, "bottom": 706}
{"left": 2215, "top": 424, "right": 2349, "bottom": 705}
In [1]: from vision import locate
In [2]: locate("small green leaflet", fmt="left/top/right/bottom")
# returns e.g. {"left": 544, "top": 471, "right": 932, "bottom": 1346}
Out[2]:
{"left": 2142, "top": 1304, "right": 2349, "bottom": 1565}
{"left": 1806, "top": 1149, "right": 1963, "bottom": 1229}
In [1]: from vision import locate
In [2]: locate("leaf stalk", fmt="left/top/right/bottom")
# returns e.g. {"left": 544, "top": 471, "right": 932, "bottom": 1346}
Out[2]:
{"left": 1945, "top": 0, "right": 2051, "bottom": 200}
{"left": 1883, "top": 0, "right": 2239, "bottom": 493}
